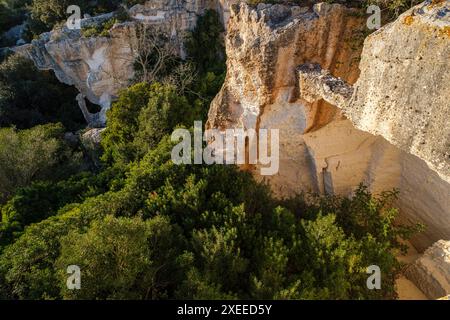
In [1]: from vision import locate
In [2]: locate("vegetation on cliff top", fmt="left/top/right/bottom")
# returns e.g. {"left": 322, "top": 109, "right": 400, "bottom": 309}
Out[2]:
{"left": 247, "top": 0, "right": 423, "bottom": 23}
{"left": 0, "top": 0, "right": 425, "bottom": 43}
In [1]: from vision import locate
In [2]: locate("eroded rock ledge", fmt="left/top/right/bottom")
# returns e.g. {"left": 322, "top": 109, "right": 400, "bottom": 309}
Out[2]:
{"left": 298, "top": 63, "right": 353, "bottom": 109}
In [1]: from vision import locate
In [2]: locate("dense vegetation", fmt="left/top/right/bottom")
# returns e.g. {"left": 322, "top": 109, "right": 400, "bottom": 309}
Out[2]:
{"left": 0, "top": 54, "right": 84, "bottom": 129}
{"left": 0, "top": 6, "right": 424, "bottom": 300}
{"left": 0, "top": 0, "right": 146, "bottom": 41}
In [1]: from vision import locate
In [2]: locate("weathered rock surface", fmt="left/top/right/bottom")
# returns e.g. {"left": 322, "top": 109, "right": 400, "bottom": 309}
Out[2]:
{"left": 80, "top": 127, "right": 106, "bottom": 168}
{"left": 207, "top": 2, "right": 364, "bottom": 132}
{"left": 347, "top": 1, "right": 450, "bottom": 184}
{"left": 14, "top": 12, "right": 129, "bottom": 126}
{"left": 298, "top": 62, "right": 353, "bottom": 110}
{"left": 81, "top": 127, "right": 105, "bottom": 149}
{"left": 13, "top": 0, "right": 221, "bottom": 126}
{"left": 207, "top": 2, "right": 366, "bottom": 198}
{"left": 207, "top": 2, "right": 450, "bottom": 251}
{"left": 405, "top": 240, "right": 450, "bottom": 299}
{"left": 299, "top": 1, "right": 450, "bottom": 183}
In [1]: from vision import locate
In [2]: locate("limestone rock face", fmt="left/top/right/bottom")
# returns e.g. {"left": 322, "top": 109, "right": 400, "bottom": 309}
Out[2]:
{"left": 405, "top": 240, "right": 450, "bottom": 299}
{"left": 345, "top": 1, "right": 450, "bottom": 184}
{"left": 207, "top": 2, "right": 450, "bottom": 251}
{"left": 80, "top": 128, "right": 106, "bottom": 168}
{"left": 13, "top": 0, "right": 220, "bottom": 126}
{"left": 298, "top": 0, "right": 450, "bottom": 183}
{"left": 207, "top": 2, "right": 363, "bottom": 132}
{"left": 81, "top": 128, "right": 105, "bottom": 148}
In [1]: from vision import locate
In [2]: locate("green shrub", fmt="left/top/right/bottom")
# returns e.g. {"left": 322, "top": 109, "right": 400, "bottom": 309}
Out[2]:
{"left": 185, "top": 9, "right": 225, "bottom": 74}
{"left": 101, "top": 82, "right": 203, "bottom": 165}
{"left": 0, "top": 123, "right": 83, "bottom": 203}
{"left": 26, "top": 0, "right": 133, "bottom": 35}
{"left": 81, "top": 18, "right": 119, "bottom": 38}
{"left": 0, "top": 140, "right": 423, "bottom": 299}
{"left": 0, "top": 171, "right": 115, "bottom": 248}
{"left": 56, "top": 215, "right": 185, "bottom": 299}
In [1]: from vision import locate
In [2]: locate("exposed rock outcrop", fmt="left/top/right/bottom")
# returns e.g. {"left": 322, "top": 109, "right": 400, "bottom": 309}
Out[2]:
{"left": 207, "top": 2, "right": 364, "bottom": 132}
{"left": 81, "top": 127, "right": 105, "bottom": 150}
{"left": 207, "top": 2, "right": 366, "bottom": 196}
{"left": 405, "top": 240, "right": 450, "bottom": 299}
{"left": 14, "top": 12, "right": 129, "bottom": 126}
{"left": 298, "top": 62, "right": 353, "bottom": 110}
{"left": 347, "top": 1, "right": 450, "bottom": 184}
{"left": 299, "top": 1, "right": 450, "bottom": 184}
{"left": 207, "top": 2, "right": 450, "bottom": 251}
{"left": 13, "top": 0, "right": 222, "bottom": 126}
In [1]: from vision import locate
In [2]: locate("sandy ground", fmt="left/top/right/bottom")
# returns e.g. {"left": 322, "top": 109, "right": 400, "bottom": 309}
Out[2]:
{"left": 396, "top": 277, "right": 428, "bottom": 300}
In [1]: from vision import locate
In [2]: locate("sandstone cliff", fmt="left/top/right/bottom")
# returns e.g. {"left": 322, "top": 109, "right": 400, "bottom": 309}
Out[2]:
{"left": 299, "top": 1, "right": 450, "bottom": 184}
{"left": 208, "top": 2, "right": 366, "bottom": 194}
{"left": 207, "top": 1, "right": 450, "bottom": 253}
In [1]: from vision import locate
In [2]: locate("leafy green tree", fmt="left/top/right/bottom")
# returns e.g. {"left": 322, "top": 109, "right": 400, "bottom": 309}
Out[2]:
{"left": 101, "top": 9, "right": 226, "bottom": 165}
{"left": 27, "top": 0, "right": 87, "bottom": 35}
{"left": 101, "top": 82, "right": 202, "bottom": 165}
{"left": 0, "top": 208, "right": 89, "bottom": 299}
{"left": 0, "top": 123, "right": 82, "bottom": 203}
{"left": 0, "top": 189, "right": 127, "bottom": 299}
{"left": 133, "top": 83, "right": 200, "bottom": 157}
{"left": 57, "top": 215, "right": 186, "bottom": 299}
{"left": 184, "top": 9, "right": 226, "bottom": 110}
{"left": 0, "top": 133, "right": 423, "bottom": 299}
{"left": 0, "top": 171, "right": 113, "bottom": 248}
{"left": 100, "top": 82, "right": 152, "bottom": 165}
{"left": 185, "top": 9, "right": 225, "bottom": 74}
